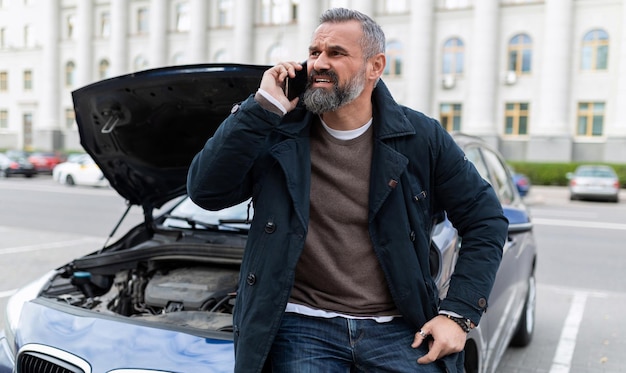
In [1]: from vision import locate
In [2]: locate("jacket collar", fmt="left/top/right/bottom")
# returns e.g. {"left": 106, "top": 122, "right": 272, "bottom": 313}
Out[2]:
{"left": 371, "top": 80, "right": 416, "bottom": 140}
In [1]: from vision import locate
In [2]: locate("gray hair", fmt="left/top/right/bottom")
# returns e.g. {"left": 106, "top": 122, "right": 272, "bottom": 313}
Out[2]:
{"left": 318, "top": 8, "right": 386, "bottom": 60}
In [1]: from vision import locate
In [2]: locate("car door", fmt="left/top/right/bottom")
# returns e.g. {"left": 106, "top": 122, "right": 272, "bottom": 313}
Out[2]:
{"left": 464, "top": 144, "right": 523, "bottom": 368}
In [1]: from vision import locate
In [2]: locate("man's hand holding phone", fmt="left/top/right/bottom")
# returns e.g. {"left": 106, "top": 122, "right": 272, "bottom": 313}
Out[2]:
{"left": 256, "top": 61, "right": 307, "bottom": 115}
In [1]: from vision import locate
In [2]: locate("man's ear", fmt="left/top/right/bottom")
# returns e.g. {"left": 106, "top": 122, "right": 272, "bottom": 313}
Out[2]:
{"left": 369, "top": 53, "right": 386, "bottom": 80}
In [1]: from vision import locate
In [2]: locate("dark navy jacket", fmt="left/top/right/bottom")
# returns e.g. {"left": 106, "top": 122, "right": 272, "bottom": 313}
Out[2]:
{"left": 187, "top": 81, "right": 508, "bottom": 373}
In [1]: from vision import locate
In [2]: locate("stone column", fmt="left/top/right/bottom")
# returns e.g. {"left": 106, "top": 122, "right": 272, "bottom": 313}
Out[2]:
{"left": 75, "top": 0, "right": 93, "bottom": 87}
{"left": 149, "top": 0, "right": 167, "bottom": 67}
{"left": 528, "top": 0, "right": 573, "bottom": 161}
{"left": 465, "top": 0, "right": 499, "bottom": 145}
{"left": 233, "top": 0, "right": 254, "bottom": 63}
{"left": 296, "top": 1, "right": 323, "bottom": 57}
{"left": 352, "top": 0, "right": 375, "bottom": 17}
{"left": 188, "top": 0, "right": 208, "bottom": 64}
{"left": 406, "top": 0, "right": 435, "bottom": 114}
{"left": 36, "top": 0, "right": 62, "bottom": 150}
{"left": 110, "top": 0, "right": 129, "bottom": 76}
{"left": 605, "top": 0, "right": 626, "bottom": 161}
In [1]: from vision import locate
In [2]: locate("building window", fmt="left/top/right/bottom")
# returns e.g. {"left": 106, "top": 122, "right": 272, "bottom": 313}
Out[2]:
{"left": 23, "top": 112, "right": 33, "bottom": 149}
{"left": 134, "top": 55, "right": 148, "bottom": 71}
{"left": 65, "top": 61, "right": 75, "bottom": 87}
{"left": 218, "top": 0, "right": 233, "bottom": 27}
{"left": 137, "top": 7, "right": 149, "bottom": 34}
{"left": 0, "top": 110, "right": 7, "bottom": 129}
{"left": 214, "top": 49, "right": 230, "bottom": 62}
{"left": 438, "top": 0, "right": 473, "bottom": 9}
{"left": 260, "top": 0, "right": 297, "bottom": 25}
{"left": 67, "top": 14, "right": 76, "bottom": 39}
{"left": 65, "top": 108, "right": 75, "bottom": 129}
{"left": 581, "top": 29, "right": 608, "bottom": 71}
{"left": 0, "top": 71, "right": 7, "bottom": 91}
{"left": 171, "top": 53, "right": 185, "bottom": 65}
{"left": 440, "top": 103, "right": 462, "bottom": 132}
{"left": 176, "top": 2, "right": 190, "bottom": 32}
{"left": 577, "top": 102, "right": 604, "bottom": 137}
{"left": 385, "top": 0, "right": 408, "bottom": 13}
{"left": 24, "top": 24, "right": 34, "bottom": 47}
{"left": 507, "top": 33, "right": 532, "bottom": 75}
{"left": 98, "top": 59, "right": 110, "bottom": 79}
{"left": 23, "top": 70, "right": 32, "bottom": 91}
{"left": 267, "top": 44, "right": 288, "bottom": 64}
{"left": 384, "top": 40, "right": 403, "bottom": 76}
{"left": 504, "top": 102, "right": 529, "bottom": 135}
{"left": 100, "top": 11, "right": 111, "bottom": 37}
{"left": 329, "top": 0, "right": 350, "bottom": 7}
{"left": 442, "top": 37, "right": 464, "bottom": 75}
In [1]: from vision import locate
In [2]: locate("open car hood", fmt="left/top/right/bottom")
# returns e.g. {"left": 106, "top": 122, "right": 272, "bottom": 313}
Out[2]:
{"left": 72, "top": 64, "right": 268, "bottom": 209}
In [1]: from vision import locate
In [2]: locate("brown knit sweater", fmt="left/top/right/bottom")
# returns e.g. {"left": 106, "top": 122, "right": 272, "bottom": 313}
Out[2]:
{"left": 288, "top": 121, "right": 398, "bottom": 317}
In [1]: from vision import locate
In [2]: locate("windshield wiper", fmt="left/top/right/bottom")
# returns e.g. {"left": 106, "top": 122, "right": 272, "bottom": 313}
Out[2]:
{"left": 164, "top": 215, "right": 249, "bottom": 232}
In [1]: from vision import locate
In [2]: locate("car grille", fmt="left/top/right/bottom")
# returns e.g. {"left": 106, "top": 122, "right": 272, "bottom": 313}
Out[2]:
{"left": 17, "top": 351, "right": 85, "bottom": 373}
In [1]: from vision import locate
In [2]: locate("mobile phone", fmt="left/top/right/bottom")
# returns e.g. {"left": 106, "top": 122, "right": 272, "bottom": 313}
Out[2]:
{"left": 285, "top": 61, "right": 308, "bottom": 100}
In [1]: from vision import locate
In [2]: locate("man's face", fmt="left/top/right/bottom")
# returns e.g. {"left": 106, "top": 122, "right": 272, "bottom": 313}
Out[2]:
{"left": 302, "top": 21, "right": 369, "bottom": 115}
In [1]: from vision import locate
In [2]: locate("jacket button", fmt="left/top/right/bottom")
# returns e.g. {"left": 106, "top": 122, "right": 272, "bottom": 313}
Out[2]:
{"left": 246, "top": 272, "right": 256, "bottom": 286}
{"left": 409, "top": 231, "right": 416, "bottom": 242}
{"left": 264, "top": 221, "right": 276, "bottom": 233}
{"left": 478, "top": 298, "right": 487, "bottom": 308}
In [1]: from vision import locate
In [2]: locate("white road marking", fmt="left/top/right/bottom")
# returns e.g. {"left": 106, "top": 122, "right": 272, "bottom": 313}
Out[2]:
{"left": 0, "top": 237, "right": 102, "bottom": 256}
{"left": 0, "top": 289, "right": 16, "bottom": 299}
{"left": 532, "top": 217, "right": 626, "bottom": 231}
{"left": 549, "top": 291, "right": 588, "bottom": 373}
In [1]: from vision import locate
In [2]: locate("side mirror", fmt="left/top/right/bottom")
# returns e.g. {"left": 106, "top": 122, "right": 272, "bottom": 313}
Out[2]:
{"left": 503, "top": 206, "right": 533, "bottom": 233}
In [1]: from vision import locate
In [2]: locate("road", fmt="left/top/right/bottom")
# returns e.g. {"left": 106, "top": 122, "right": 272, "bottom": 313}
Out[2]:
{"left": 1, "top": 177, "right": 625, "bottom": 372}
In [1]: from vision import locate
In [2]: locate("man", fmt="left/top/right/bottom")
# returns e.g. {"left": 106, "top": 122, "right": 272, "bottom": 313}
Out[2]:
{"left": 187, "top": 7, "right": 507, "bottom": 373}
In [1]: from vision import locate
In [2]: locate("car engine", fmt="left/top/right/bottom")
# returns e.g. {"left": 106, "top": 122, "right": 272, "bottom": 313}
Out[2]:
{"left": 41, "top": 260, "right": 239, "bottom": 333}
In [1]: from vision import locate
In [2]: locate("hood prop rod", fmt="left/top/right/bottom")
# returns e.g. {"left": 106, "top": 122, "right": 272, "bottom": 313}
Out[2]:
{"left": 99, "top": 201, "right": 132, "bottom": 253}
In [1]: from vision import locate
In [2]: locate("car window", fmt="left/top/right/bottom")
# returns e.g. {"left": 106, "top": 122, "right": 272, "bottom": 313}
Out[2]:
{"left": 577, "top": 167, "right": 615, "bottom": 178}
{"left": 163, "top": 198, "right": 252, "bottom": 230}
{"left": 464, "top": 146, "right": 490, "bottom": 181}
{"left": 481, "top": 148, "right": 515, "bottom": 205}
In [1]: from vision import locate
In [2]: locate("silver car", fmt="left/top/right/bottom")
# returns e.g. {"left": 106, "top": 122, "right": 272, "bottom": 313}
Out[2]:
{"left": 567, "top": 165, "right": 620, "bottom": 203}
{"left": 0, "top": 65, "right": 536, "bottom": 373}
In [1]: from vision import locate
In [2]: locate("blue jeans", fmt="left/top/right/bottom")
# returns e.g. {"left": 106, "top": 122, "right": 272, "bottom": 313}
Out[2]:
{"left": 269, "top": 313, "right": 446, "bottom": 372}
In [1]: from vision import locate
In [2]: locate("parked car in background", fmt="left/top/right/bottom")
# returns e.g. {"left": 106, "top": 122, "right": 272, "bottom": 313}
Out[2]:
{"left": 0, "top": 65, "right": 537, "bottom": 373}
{"left": 509, "top": 167, "right": 531, "bottom": 197}
{"left": 567, "top": 165, "right": 620, "bottom": 202}
{"left": 0, "top": 153, "right": 37, "bottom": 178}
{"left": 27, "top": 152, "right": 64, "bottom": 174}
{"left": 52, "top": 153, "right": 109, "bottom": 187}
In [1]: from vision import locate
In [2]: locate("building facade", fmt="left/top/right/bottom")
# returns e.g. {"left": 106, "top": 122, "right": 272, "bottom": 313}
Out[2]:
{"left": 0, "top": 0, "right": 625, "bottom": 163}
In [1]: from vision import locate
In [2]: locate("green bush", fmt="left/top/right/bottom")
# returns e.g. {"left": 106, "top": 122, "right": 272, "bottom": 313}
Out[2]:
{"left": 509, "top": 162, "right": 626, "bottom": 188}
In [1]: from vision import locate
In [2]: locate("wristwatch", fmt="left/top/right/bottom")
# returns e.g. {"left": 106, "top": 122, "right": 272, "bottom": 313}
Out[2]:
{"left": 445, "top": 314, "right": 473, "bottom": 333}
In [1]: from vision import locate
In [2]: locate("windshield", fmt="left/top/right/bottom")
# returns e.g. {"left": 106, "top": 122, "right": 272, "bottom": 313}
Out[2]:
{"left": 162, "top": 198, "right": 252, "bottom": 231}
{"left": 576, "top": 167, "right": 616, "bottom": 178}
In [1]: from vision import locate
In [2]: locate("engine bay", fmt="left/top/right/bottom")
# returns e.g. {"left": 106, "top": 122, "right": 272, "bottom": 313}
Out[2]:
{"left": 40, "top": 249, "right": 240, "bottom": 333}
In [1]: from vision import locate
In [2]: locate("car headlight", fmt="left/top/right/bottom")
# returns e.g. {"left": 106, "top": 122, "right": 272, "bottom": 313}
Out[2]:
{"left": 4, "top": 271, "right": 55, "bottom": 354}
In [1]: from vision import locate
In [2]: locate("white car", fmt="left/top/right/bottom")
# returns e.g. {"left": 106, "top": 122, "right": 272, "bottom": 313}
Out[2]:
{"left": 52, "top": 154, "right": 109, "bottom": 187}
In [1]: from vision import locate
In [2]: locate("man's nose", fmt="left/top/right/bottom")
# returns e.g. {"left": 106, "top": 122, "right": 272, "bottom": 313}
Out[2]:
{"left": 312, "top": 53, "right": 330, "bottom": 71}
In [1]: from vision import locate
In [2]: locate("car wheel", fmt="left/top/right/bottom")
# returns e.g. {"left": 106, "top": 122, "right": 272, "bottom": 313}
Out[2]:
{"left": 65, "top": 175, "right": 76, "bottom": 186}
{"left": 510, "top": 274, "right": 536, "bottom": 347}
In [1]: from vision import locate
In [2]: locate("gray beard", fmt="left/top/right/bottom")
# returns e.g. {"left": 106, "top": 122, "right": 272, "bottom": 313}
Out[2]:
{"left": 302, "top": 70, "right": 366, "bottom": 115}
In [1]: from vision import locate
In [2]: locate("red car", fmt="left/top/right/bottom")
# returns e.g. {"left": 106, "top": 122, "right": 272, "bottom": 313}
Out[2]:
{"left": 27, "top": 152, "right": 64, "bottom": 173}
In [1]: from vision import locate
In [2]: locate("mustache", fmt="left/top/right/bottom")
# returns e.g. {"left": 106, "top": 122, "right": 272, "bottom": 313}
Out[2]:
{"left": 309, "top": 70, "right": 339, "bottom": 84}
